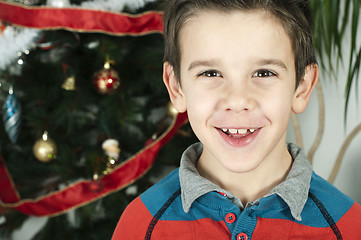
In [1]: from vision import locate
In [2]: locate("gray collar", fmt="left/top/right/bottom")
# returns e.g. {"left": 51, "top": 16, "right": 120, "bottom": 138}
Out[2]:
{"left": 179, "top": 142, "right": 312, "bottom": 221}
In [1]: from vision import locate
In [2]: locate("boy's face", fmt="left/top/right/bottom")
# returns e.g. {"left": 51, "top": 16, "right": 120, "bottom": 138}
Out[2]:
{"left": 164, "top": 10, "right": 317, "bottom": 175}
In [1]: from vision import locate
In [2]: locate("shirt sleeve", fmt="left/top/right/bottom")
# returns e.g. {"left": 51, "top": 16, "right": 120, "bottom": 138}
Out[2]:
{"left": 112, "top": 196, "right": 153, "bottom": 240}
{"left": 336, "top": 202, "right": 361, "bottom": 238}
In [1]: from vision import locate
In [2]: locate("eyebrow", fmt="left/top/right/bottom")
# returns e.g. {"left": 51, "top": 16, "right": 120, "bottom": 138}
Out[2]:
{"left": 187, "top": 58, "right": 288, "bottom": 71}
{"left": 256, "top": 59, "right": 288, "bottom": 70}
{"left": 187, "top": 59, "right": 219, "bottom": 71}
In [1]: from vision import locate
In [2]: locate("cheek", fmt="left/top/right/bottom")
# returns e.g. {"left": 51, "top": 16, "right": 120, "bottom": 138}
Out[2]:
{"left": 184, "top": 90, "right": 216, "bottom": 127}
{"left": 186, "top": 95, "right": 209, "bottom": 121}
{"left": 185, "top": 86, "right": 215, "bottom": 110}
{"left": 261, "top": 90, "right": 294, "bottom": 120}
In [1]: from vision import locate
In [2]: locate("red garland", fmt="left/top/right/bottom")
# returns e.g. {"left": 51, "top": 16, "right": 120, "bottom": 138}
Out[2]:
{"left": 0, "top": 113, "right": 188, "bottom": 216}
{"left": 0, "top": 1, "right": 163, "bottom": 35}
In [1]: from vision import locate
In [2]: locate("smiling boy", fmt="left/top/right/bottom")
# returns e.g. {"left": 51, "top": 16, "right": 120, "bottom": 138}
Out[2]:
{"left": 112, "top": 0, "right": 361, "bottom": 239}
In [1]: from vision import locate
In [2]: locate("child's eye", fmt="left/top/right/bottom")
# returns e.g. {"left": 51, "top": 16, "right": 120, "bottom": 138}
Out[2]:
{"left": 252, "top": 69, "right": 277, "bottom": 78}
{"left": 199, "top": 70, "right": 222, "bottom": 78}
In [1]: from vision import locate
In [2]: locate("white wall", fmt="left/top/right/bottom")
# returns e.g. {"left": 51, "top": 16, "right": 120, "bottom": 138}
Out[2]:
{"left": 287, "top": 55, "right": 361, "bottom": 204}
{"left": 288, "top": 9, "right": 361, "bottom": 203}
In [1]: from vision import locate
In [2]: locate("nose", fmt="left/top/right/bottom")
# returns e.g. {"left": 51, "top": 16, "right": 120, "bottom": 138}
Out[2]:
{"left": 221, "top": 80, "right": 256, "bottom": 113}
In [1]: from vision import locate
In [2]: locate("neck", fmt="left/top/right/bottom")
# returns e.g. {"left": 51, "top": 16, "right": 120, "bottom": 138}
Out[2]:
{"left": 197, "top": 146, "right": 292, "bottom": 207}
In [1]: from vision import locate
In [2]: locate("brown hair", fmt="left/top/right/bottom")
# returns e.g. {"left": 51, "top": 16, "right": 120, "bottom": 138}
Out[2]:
{"left": 162, "top": 0, "right": 316, "bottom": 87}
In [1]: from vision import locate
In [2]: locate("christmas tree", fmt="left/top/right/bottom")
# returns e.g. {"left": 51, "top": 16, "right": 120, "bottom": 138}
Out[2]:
{"left": 0, "top": 0, "right": 196, "bottom": 239}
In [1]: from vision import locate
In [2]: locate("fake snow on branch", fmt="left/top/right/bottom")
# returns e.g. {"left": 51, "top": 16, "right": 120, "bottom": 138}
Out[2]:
{"left": 0, "top": 26, "right": 40, "bottom": 70}
{"left": 49, "top": 0, "right": 156, "bottom": 12}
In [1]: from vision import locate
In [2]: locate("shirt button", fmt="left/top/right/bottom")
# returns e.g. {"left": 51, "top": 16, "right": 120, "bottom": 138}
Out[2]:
{"left": 237, "top": 233, "right": 248, "bottom": 240}
{"left": 225, "top": 213, "right": 236, "bottom": 223}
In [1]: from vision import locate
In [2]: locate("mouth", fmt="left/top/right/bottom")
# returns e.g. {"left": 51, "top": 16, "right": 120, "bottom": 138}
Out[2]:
{"left": 215, "top": 126, "right": 261, "bottom": 147}
{"left": 218, "top": 128, "right": 259, "bottom": 139}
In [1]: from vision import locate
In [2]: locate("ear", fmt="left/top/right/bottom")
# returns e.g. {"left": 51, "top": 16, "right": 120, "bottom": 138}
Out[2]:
{"left": 292, "top": 64, "right": 319, "bottom": 114}
{"left": 163, "top": 62, "right": 187, "bottom": 113}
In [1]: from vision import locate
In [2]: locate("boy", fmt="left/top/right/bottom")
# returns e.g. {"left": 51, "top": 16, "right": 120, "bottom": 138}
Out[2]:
{"left": 113, "top": 0, "right": 361, "bottom": 239}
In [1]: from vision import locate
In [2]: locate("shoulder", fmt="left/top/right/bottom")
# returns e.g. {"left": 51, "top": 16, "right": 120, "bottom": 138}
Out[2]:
{"left": 112, "top": 169, "right": 181, "bottom": 239}
{"left": 309, "top": 172, "right": 354, "bottom": 207}
{"left": 112, "top": 196, "right": 151, "bottom": 239}
{"left": 308, "top": 172, "right": 361, "bottom": 210}
{"left": 141, "top": 168, "right": 180, "bottom": 200}
{"left": 140, "top": 168, "right": 181, "bottom": 215}
{"left": 308, "top": 172, "right": 361, "bottom": 237}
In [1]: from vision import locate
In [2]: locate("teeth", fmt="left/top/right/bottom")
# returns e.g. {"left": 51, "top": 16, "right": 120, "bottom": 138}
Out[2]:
{"left": 221, "top": 128, "right": 256, "bottom": 134}
{"left": 228, "top": 129, "right": 238, "bottom": 134}
{"left": 237, "top": 129, "right": 247, "bottom": 134}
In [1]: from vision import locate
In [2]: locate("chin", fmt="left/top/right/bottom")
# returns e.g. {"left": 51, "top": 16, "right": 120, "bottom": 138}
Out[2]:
{"left": 222, "top": 158, "right": 263, "bottom": 174}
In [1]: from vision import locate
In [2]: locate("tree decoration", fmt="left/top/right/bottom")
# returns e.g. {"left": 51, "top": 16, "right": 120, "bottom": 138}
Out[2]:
{"left": 102, "top": 139, "right": 120, "bottom": 160}
{"left": 167, "top": 102, "right": 178, "bottom": 118}
{"left": 81, "top": 0, "right": 156, "bottom": 12}
{"left": 0, "top": 113, "right": 188, "bottom": 217}
{"left": 32, "top": 131, "right": 57, "bottom": 162}
{"left": 46, "top": 0, "right": 71, "bottom": 8}
{"left": 0, "top": 20, "right": 6, "bottom": 34}
{"left": 0, "top": 24, "right": 40, "bottom": 70}
{"left": 89, "top": 139, "right": 121, "bottom": 192}
{"left": 14, "top": 0, "right": 42, "bottom": 5}
{"left": 88, "top": 173, "right": 103, "bottom": 193}
{"left": 93, "top": 59, "right": 121, "bottom": 95}
{"left": 61, "top": 75, "right": 76, "bottom": 91}
{"left": 101, "top": 139, "right": 121, "bottom": 175}
{"left": 0, "top": 2, "right": 164, "bottom": 36}
{"left": 2, "top": 87, "right": 22, "bottom": 144}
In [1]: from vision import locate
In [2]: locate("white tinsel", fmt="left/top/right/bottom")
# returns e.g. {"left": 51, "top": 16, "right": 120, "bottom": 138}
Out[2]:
{"left": 80, "top": 0, "right": 156, "bottom": 12}
{"left": 47, "top": 0, "right": 156, "bottom": 12}
{"left": 0, "top": 27, "right": 40, "bottom": 70}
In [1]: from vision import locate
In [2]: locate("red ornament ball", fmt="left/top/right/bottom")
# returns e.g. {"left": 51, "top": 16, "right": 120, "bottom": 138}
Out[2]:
{"left": 93, "top": 63, "right": 121, "bottom": 95}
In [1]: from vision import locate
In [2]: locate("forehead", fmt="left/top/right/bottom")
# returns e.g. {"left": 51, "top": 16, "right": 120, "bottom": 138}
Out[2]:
{"left": 178, "top": 9, "right": 294, "bottom": 69}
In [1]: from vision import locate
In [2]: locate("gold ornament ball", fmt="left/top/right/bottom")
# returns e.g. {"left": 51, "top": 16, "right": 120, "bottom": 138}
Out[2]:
{"left": 167, "top": 102, "right": 178, "bottom": 117}
{"left": 33, "top": 132, "right": 57, "bottom": 162}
